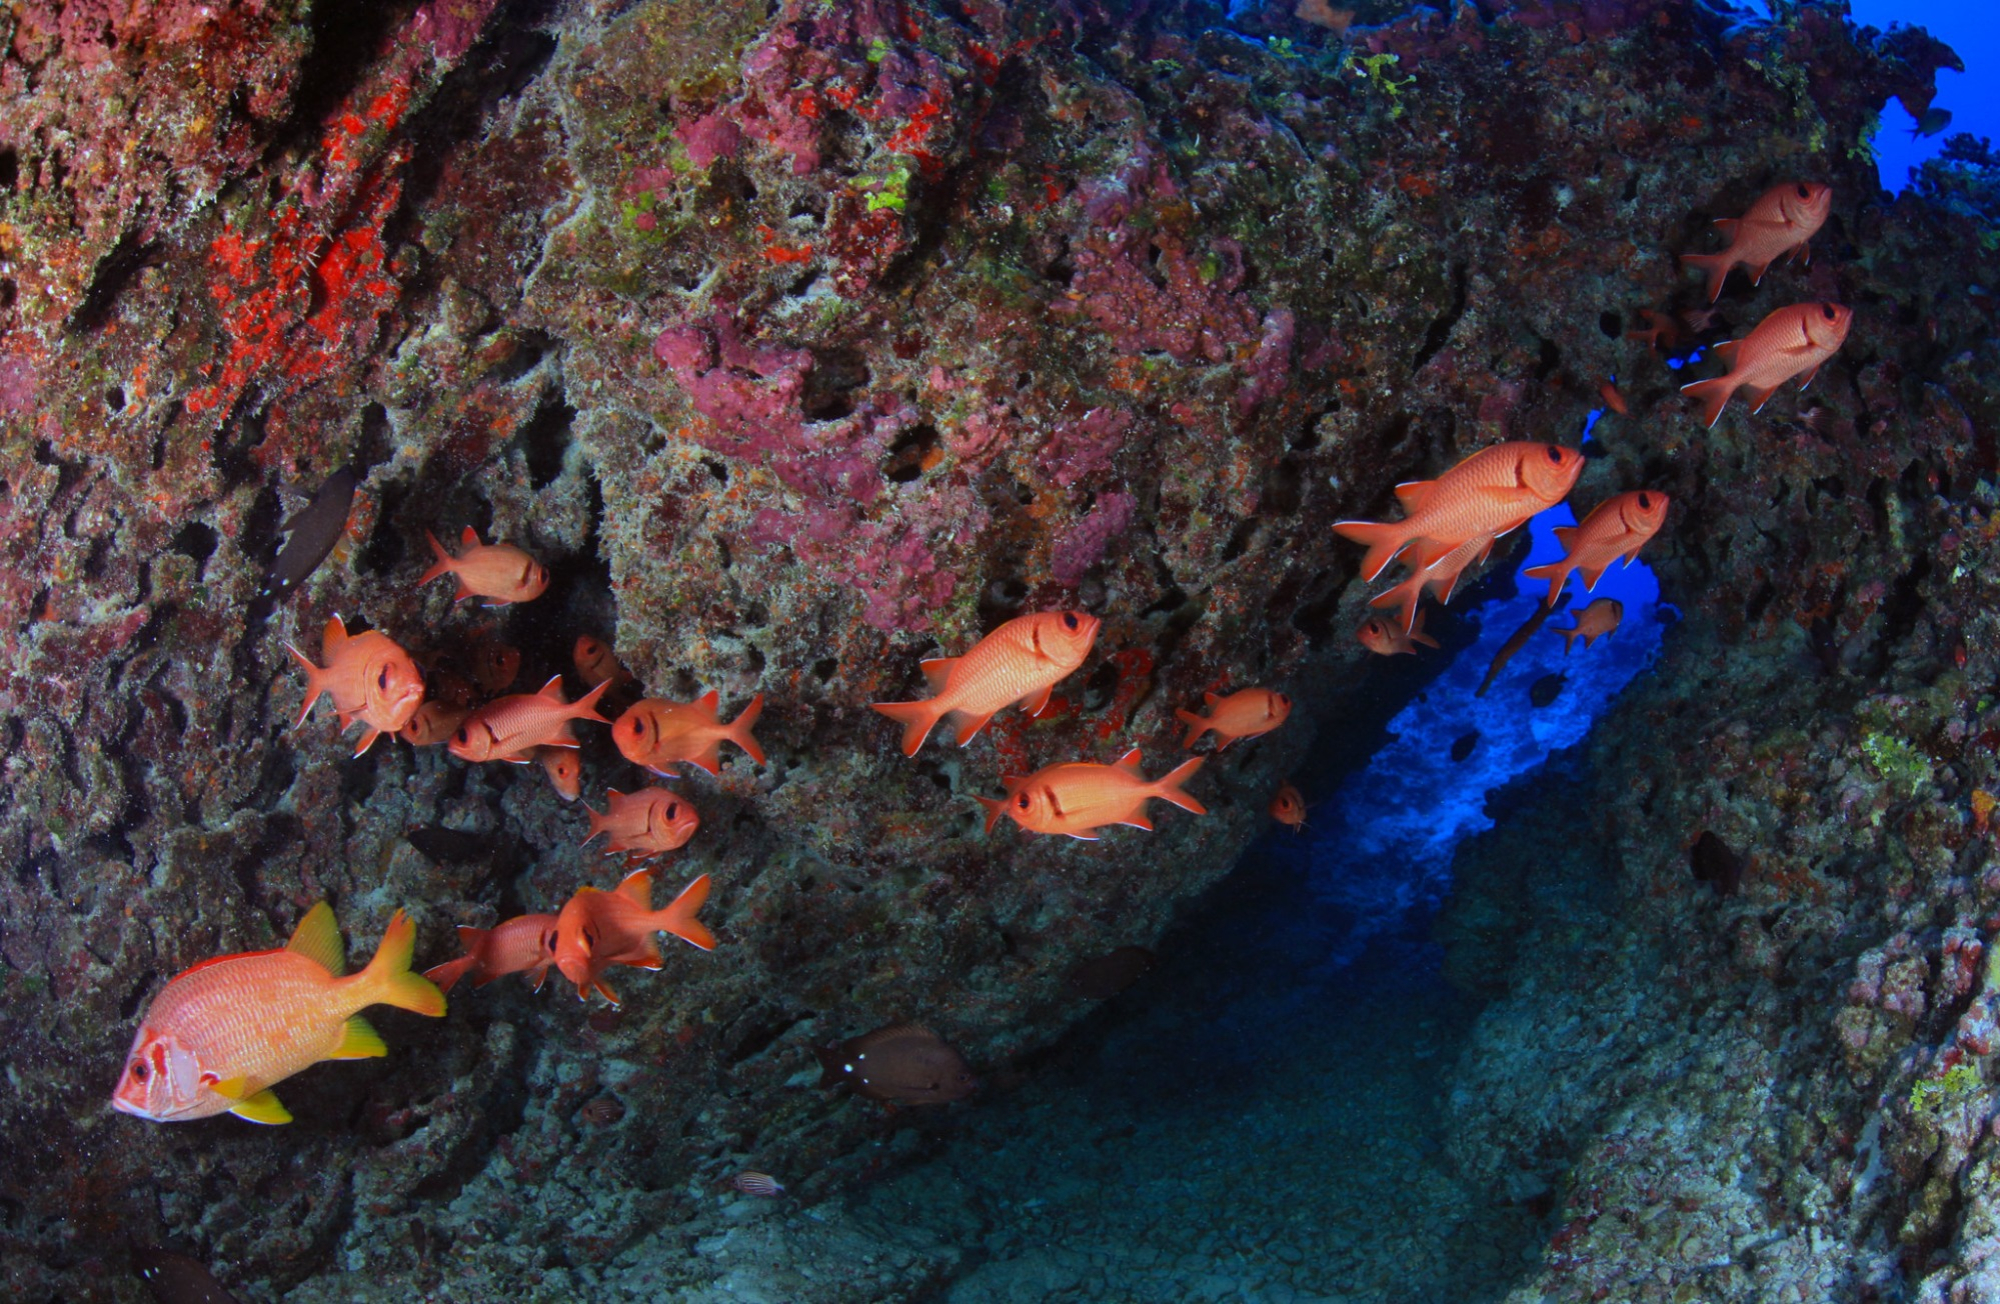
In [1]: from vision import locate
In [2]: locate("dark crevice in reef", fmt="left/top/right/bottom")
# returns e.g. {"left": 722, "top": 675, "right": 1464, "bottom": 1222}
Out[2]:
{"left": 268, "top": 1, "right": 418, "bottom": 167}
{"left": 1410, "top": 261, "right": 1469, "bottom": 374}
{"left": 64, "top": 229, "right": 161, "bottom": 335}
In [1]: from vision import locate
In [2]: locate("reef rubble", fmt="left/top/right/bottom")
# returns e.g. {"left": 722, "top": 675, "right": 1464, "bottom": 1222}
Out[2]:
{"left": 0, "top": 0, "right": 1995, "bottom": 1298}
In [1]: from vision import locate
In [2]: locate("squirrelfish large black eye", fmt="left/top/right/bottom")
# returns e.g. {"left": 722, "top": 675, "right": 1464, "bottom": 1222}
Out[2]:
{"left": 1063, "top": 613, "right": 1079, "bottom": 630}
{"left": 1637, "top": 493, "right": 1652, "bottom": 510}
{"left": 1546, "top": 446, "right": 1562, "bottom": 462}
{"left": 666, "top": 803, "right": 679, "bottom": 819}
{"left": 377, "top": 669, "right": 389, "bottom": 690}
{"left": 1017, "top": 794, "right": 1030, "bottom": 808}
{"left": 454, "top": 728, "right": 469, "bottom": 744}
{"left": 1822, "top": 304, "right": 1837, "bottom": 320}
{"left": 1796, "top": 184, "right": 1811, "bottom": 199}
{"left": 543, "top": 932, "right": 558, "bottom": 952}
{"left": 129, "top": 1060, "right": 149, "bottom": 1082}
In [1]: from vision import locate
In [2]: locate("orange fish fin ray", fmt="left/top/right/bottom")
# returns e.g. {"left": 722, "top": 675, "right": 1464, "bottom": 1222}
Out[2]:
{"left": 1064, "top": 832, "right": 1101, "bottom": 841}
{"left": 1152, "top": 757, "right": 1207, "bottom": 816}
{"left": 694, "top": 689, "right": 720, "bottom": 715}
{"left": 1679, "top": 376, "right": 1735, "bottom": 429}
{"left": 459, "top": 526, "right": 481, "bottom": 548}
{"left": 355, "top": 909, "right": 447, "bottom": 1018}
{"left": 351, "top": 728, "right": 383, "bottom": 758}
{"left": 1174, "top": 709, "right": 1208, "bottom": 749}
{"left": 1679, "top": 250, "right": 1729, "bottom": 303}
{"left": 1798, "top": 362, "right": 1825, "bottom": 392}
{"left": 1115, "top": 747, "right": 1144, "bottom": 772}
{"left": 975, "top": 793, "right": 1010, "bottom": 833}
{"left": 1709, "top": 340, "right": 1740, "bottom": 367}
{"left": 872, "top": 699, "right": 943, "bottom": 756}
{"left": 952, "top": 710, "right": 997, "bottom": 747}
{"left": 918, "top": 657, "right": 955, "bottom": 695}
{"left": 322, "top": 615, "right": 349, "bottom": 652}
{"left": 1392, "top": 479, "right": 1434, "bottom": 512}
{"left": 228, "top": 1089, "right": 293, "bottom": 1125}
{"left": 728, "top": 693, "right": 766, "bottom": 764}
{"left": 1741, "top": 382, "right": 1779, "bottom": 414}
{"left": 1331, "top": 519, "right": 1406, "bottom": 583}
{"left": 285, "top": 644, "right": 325, "bottom": 730}
{"left": 423, "top": 954, "right": 479, "bottom": 994}
{"left": 329, "top": 1015, "right": 387, "bottom": 1060}
{"left": 416, "top": 531, "right": 454, "bottom": 586}
{"left": 1551, "top": 525, "right": 1577, "bottom": 550}
{"left": 1711, "top": 217, "right": 1740, "bottom": 239}
{"left": 286, "top": 902, "right": 344, "bottom": 975}
{"left": 568, "top": 678, "right": 612, "bottom": 726}
{"left": 1578, "top": 561, "right": 1613, "bottom": 591}
{"left": 616, "top": 867, "right": 655, "bottom": 909}
{"left": 582, "top": 804, "right": 606, "bottom": 847}
{"left": 1120, "top": 812, "right": 1156, "bottom": 832}
{"left": 592, "top": 977, "right": 622, "bottom": 1005}
{"left": 532, "top": 675, "right": 567, "bottom": 702}
{"left": 658, "top": 873, "right": 715, "bottom": 951}
{"left": 1018, "top": 685, "right": 1053, "bottom": 716}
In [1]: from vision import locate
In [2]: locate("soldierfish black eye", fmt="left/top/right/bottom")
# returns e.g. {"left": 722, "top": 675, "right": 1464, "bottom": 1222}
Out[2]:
{"left": 1822, "top": 304, "right": 1837, "bottom": 320}
{"left": 130, "top": 1060, "right": 149, "bottom": 1082}
{"left": 1017, "top": 794, "right": 1030, "bottom": 808}
{"left": 1546, "top": 446, "right": 1562, "bottom": 462}
{"left": 1797, "top": 184, "right": 1811, "bottom": 198}
{"left": 1638, "top": 493, "right": 1652, "bottom": 509}
{"left": 377, "top": 669, "right": 389, "bottom": 689}
{"left": 1063, "top": 613, "right": 1079, "bottom": 630}
{"left": 666, "top": 803, "right": 678, "bottom": 819}
{"left": 454, "top": 728, "right": 469, "bottom": 744}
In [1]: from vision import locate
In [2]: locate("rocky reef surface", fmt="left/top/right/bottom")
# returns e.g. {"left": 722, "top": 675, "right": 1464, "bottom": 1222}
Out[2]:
{"left": 0, "top": 0, "right": 1993, "bottom": 1298}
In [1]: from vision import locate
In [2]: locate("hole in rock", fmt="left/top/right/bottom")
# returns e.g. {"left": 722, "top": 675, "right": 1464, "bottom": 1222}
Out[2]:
{"left": 800, "top": 347, "right": 869, "bottom": 421}
{"left": 884, "top": 424, "right": 942, "bottom": 483}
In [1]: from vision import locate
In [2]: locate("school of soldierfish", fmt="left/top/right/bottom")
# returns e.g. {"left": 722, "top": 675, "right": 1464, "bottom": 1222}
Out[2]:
{"left": 110, "top": 177, "right": 1849, "bottom": 1138}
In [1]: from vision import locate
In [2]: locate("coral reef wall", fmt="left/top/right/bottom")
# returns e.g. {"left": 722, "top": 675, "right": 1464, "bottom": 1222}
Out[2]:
{"left": 0, "top": 0, "right": 1989, "bottom": 1297}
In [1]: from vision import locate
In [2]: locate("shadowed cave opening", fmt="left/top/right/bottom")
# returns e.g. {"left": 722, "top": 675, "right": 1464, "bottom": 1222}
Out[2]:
{"left": 858, "top": 506, "right": 1668, "bottom": 1300}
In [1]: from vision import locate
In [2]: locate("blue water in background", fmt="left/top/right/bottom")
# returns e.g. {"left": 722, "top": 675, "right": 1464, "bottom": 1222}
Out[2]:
{"left": 1280, "top": 504, "right": 1664, "bottom": 968}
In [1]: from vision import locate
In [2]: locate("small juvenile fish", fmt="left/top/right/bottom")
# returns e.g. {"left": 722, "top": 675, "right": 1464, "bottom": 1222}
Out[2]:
{"left": 612, "top": 692, "right": 765, "bottom": 777}
{"left": 1681, "top": 181, "right": 1832, "bottom": 304}
{"left": 1476, "top": 592, "right": 1567, "bottom": 698}
{"left": 470, "top": 641, "right": 521, "bottom": 695}
{"left": 112, "top": 903, "right": 445, "bottom": 1124}
{"left": 1175, "top": 687, "right": 1291, "bottom": 750}
{"left": 553, "top": 870, "right": 715, "bottom": 1005}
{"left": 1333, "top": 443, "right": 1584, "bottom": 581}
{"left": 814, "top": 1023, "right": 978, "bottom": 1105}
{"left": 1270, "top": 782, "right": 1307, "bottom": 830}
{"left": 1909, "top": 107, "right": 1952, "bottom": 139}
{"left": 1555, "top": 598, "right": 1624, "bottom": 653}
{"left": 1521, "top": 491, "right": 1669, "bottom": 604}
{"left": 583, "top": 787, "right": 700, "bottom": 860}
{"left": 1358, "top": 609, "right": 1440, "bottom": 656}
{"left": 1368, "top": 532, "right": 1496, "bottom": 635}
{"left": 286, "top": 616, "right": 425, "bottom": 757}
{"left": 1528, "top": 672, "right": 1567, "bottom": 708}
{"left": 573, "top": 635, "right": 633, "bottom": 689}
{"left": 872, "top": 611, "right": 1101, "bottom": 756}
{"left": 538, "top": 746, "right": 582, "bottom": 800}
{"left": 1625, "top": 309, "right": 1690, "bottom": 354}
{"left": 1064, "top": 946, "right": 1157, "bottom": 999}
{"left": 1690, "top": 829, "right": 1744, "bottom": 896}
{"left": 399, "top": 700, "right": 470, "bottom": 747}
{"left": 731, "top": 1171, "right": 786, "bottom": 1198}
{"left": 978, "top": 749, "right": 1206, "bottom": 840}
{"left": 419, "top": 526, "right": 549, "bottom": 606}
{"left": 450, "top": 676, "right": 611, "bottom": 763}
{"left": 1681, "top": 303, "right": 1852, "bottom": 428}
{"left": 133, "top": 1246, "right": 240, "bottom": 1304}
{"left": 1450, "top": 730, "right": 1479, "bottom": 762}
{"left": 258, "top": 467, "right": 357, "bottom": 606}
{"left": 422, "top": 914, "right": 559, "bottom": 994}
{"left": 1598, "top": 379, "right": 1628, "bottom": 416}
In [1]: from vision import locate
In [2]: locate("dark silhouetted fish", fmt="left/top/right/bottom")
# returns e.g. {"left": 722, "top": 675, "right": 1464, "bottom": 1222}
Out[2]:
{"left": 405, "top": 825, "right": 503, "bottom": 864}
{"left": 1477, "top": 591, "right": 1569, "bottom": 697}
{"left": 133, "top": 1247, "right": 239, "bottom": 1304}
{"left": 258, "top": 467, "right": 357, "bottom": 606}
{"left": 1690, "top": 830, "right": 1744, "bottom": 896}
{"left": 814, "top": 1023, "right": 977, "bottom": 1104}
{"left": 1528, "top": 673, "right": 1566, "bottom": 708}
{"left": 470, "top": 641, "right": 521, "bottom": 695}
{"left": 1065, "top": 946, "right": 1156, "bottom": 1000}
{"left": 1450, "top": 730, "right": 1479, "bottom": 763}
{"left": 1909, "top": 107, "right": 1951, "bottom": 138}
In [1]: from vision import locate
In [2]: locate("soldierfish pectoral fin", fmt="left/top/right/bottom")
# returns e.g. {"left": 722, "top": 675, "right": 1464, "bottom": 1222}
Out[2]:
{"left": 286, "top": 902, "right": 345, "bottom": 975}
{"left": 229, "top": 1089, "right": 293, "bottom": 1125}
{"left": 329, "top": 1015, "right": 387, "bottom": 1059}
{"left": 1798, "top": 363, "right": 1825, "bottom": 392}
{"left": 593, "top": 977, "right": 622, "bottom": 1006}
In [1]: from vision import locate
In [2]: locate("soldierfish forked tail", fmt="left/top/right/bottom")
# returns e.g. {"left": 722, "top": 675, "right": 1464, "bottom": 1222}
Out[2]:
{"left": 1173, "top": 708, "right": 1212, "bottom": 749}
{"left": 651, "top": 873, "right": 716, "bottom": 952}
{"left": 284, "top": 644, "right": 328, "bottom": 729}
{"left": 1679, "top": 250, "right": 1733, "bottom": 305}
{"left": 728, "top": 693, "right": 767, "bottom": 765}
{"left": 1330, "top": 519, "right": 1410, "bottom": 583}
{"left": 1150, "top": 756, "right": 1207, "bottom": 816}
{"left": 1518, "top": 559, "right": 1572, "bottom": 607}
{"left": 422, "top": 926, "right": 488, "bottom": 994}
{"left": 353, "top": 910, "right": 448, "bottom": 1017}
{"left": 1679, "top": 375, "right": 1737, "bottom": 430}
{"left": 872, "top": 698, "right": 946, "bottom": 757}
{"left": 417, "top": 530, "right": 457, "bottom": 588}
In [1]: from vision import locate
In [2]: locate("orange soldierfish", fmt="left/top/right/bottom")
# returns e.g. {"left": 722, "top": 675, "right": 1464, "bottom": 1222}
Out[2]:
{"left": 450, "top": 676, "right": 610, "bottom": 763}
{"left": 553, "top": 870, "right": 716, "bottom": 1005}
{"left": 1358, "top": 609, "right": 1440, "bottom": 657}
{"left": 111, "top": 903, "right": 445, "bottom": 1124}
{"left": 612, "top": 692, "right": 766, "bottom": 777}
{"left": 419, "top": 526, "right": 549, "bottom": 606}
{"left": 1554, "top": 598, "right": 1624, "bottom": 653}
{"left": 423, "top": 914, "right": 559, "bottom": 994}
{"left": 1333, "top": 443, "right": 1585, "bottom": 581}
{"left": 871, "top": 610, "right": 1101, "bottom": 756}
{"left": 977, "top": 749, "right": 1206, "bottom": 840}
{"left": 286, "top": 615, "right": 425, "bottom": 757}
{"left": 583, "top": 787, "right": 700, "bottom": 860}
{"left": 469, "top": 641, "right": 520, "bottom": 695}
{"left": 1598, "top": 380, "right": 1629, "bottom": 416}
{"left": 1521, "top": 491, "right": 1669, "bottom": 604}
{"left": 1368, "top": 531, "right": 1497, "bottom": 635}
{"left": 1174, "top": 687, "right": 1291, "bottom": 750}
{"left": 1681, "top": 181, "right": 1832, "bottom": 304}
{"left": 538, "top": 746, "right": 582, "bottom": 800}
{"left": 400, "top": 700, "right": 469, "bottom": 747}
{"left": 1680, "top": 302, "right": 1852, "bottom": 429}
{"left": 573, "top": 635, "right": 632, "bottom": 689}
{"left": 1270, "top": 782, "right": 1307, "bottom": 831}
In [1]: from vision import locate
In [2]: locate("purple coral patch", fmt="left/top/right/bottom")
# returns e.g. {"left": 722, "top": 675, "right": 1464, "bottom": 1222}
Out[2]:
{"left": 1050, "top": 492, "right": 1137, "bottom": 585}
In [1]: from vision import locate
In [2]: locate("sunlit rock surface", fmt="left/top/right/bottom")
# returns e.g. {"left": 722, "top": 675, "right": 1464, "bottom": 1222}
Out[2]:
{"left": 0, "top": 0, "right": 1994, "bottom": 1298}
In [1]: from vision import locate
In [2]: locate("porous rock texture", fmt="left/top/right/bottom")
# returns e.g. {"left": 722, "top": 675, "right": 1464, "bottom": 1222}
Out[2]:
{"left": 0, "top": 0, "right": 1991, "bottom": 1298}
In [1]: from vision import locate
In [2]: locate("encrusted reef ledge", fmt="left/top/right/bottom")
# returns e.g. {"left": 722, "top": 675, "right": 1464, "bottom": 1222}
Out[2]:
{"left": 0, "top": 0, "right": 1992, "bottom": 1298}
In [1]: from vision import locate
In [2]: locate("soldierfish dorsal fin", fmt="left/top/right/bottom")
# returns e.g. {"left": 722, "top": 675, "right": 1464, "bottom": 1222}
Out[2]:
{"left": 323, "top": 615, "right": 349, "bottom": 651}
{"left": 1713, "top": 217, "right": 1741, "bottom": 241}
{"left": 287, "top": 902, "right": 344, "bottom": 975}
{"left": 1393, "top": 480, "right": 1434, "bottom": 513}
{"left": 615, "top": 867, "right": 654, "bottom": 909}
{"left": 460, "top": 526, "right": 481, "bottom": 549}
{"left": 694, "top": 689, "right": 720, "bottom": 716}
{"left": 535, "top": 675, "right": 567, "bottom": 703}
{"left": 1202, "top": 692, "right": 1218, "bottom": 707}
{"left": 1115, "top": 747, "right": 1144, "bottom": 772}
{"left": 1711, "top": 340, "right": 1740, "bottom": 368}
{"left": 1551, "top": 525, "right": 1578, "bottom": 550}
{"left": 919, "top": 657, "right": 955, "bottom": 695}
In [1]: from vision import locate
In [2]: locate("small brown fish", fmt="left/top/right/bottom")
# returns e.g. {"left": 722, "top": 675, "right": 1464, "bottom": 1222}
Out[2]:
{"left": 1476, "top": 591, "right": 1569, "bottom": 697}
{"left": 134, "top": 1246, "right": 240, "bottom": 1304}
{"left": 1528, "top": 672, "right": 1567, "bottom": 708}
{"left": 1065, "top": 947, "right": 1157, "bottom": 1000}
{"left": 573, "top": 635, "right": 632, "bottom": 689}
{"left": 1554, "top": 598, "right": 1624, "bottom": 653}
{"left": 1270, "top": 782, "right": 1307, "bottom": 831}
{"left": 583, "top": 787, "right": 700, "bottom": 861}
{"left": 419, "top": 526, "right": 549, "bottom": 606}
{"left": 399, "top": 701, "right": 470, "bottom": 747}
{"left": 814, "top": 1023, "right": 978, "bottom": 1105}
{"left": 470, "top": 641, "right": 521, "bottom": 695}
{"left": 1358, "top": 609, "right": 1440, "bottom": 657}
{"left": 1626, "top": 309, "right": 1690, "bottom": 354}
{"left": 731, "top": 1170, "right": 786, "bottom": 1197}
{"left": 1598, "top": 379, "right": 1628, "bottom": 416}
{"left": 538, "top": 746, "right": 582, "bottom": 800}
{"left": 258, "top": 468, "right": 356, "bottom": 608}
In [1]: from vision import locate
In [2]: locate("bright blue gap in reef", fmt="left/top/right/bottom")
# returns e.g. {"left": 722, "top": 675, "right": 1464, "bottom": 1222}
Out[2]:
{"left": 1275, "top": 504, "right": 1663, "bottom": 969}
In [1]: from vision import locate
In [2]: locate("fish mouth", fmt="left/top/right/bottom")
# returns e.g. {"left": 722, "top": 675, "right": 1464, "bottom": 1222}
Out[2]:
{"left": 110, "top": 1094, "right": 160, "bottom": 1121}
